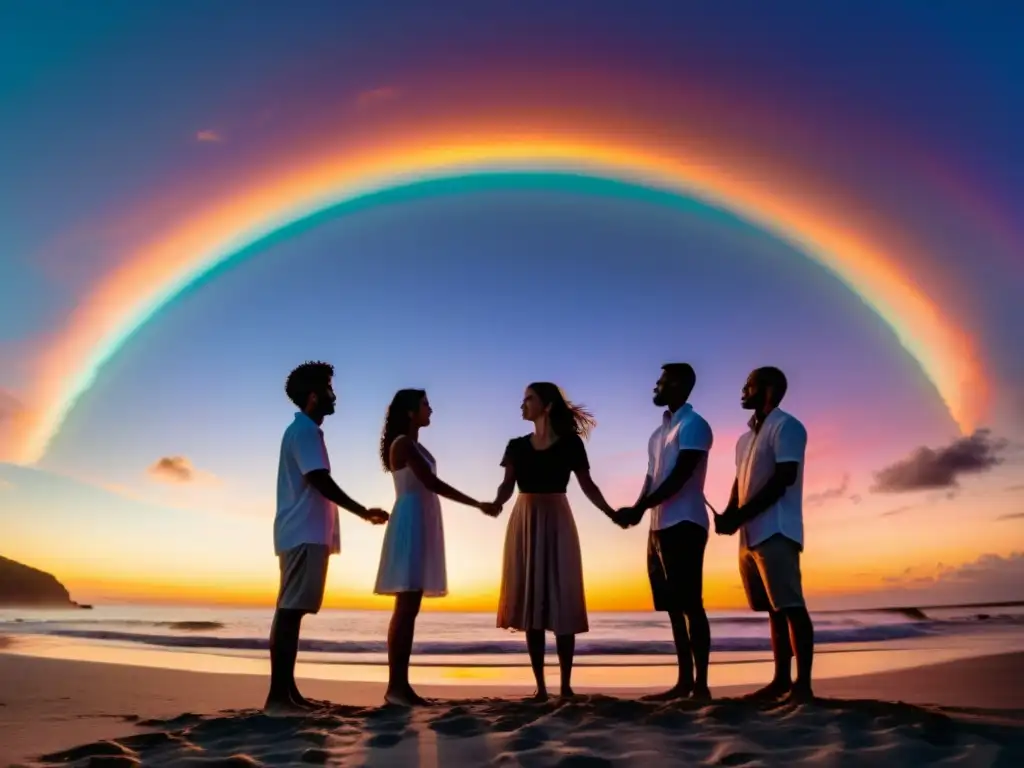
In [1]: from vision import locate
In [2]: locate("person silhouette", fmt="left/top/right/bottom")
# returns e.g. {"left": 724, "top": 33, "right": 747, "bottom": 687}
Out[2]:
{"left": 616, "top": 363, "right": 714, "bottom": 701}
{"left": 374, "top": 389, "right": 499, "bottom": 707}
{"left": 266, "top": 361, "right": 388, "bottom": 715}
{"left": 715, "top": 366, "right": 815, "bottom": 703}
{"left": 492, "top": 382, "right": 619, "bottom": 701}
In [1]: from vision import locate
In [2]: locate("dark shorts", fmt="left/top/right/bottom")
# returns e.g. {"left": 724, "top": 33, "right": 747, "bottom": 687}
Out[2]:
{"left": 647, "top": 521, "right": 708, "bottom": 613}
{"left": 277, "top": 544, "right": 330, "bottom": 614}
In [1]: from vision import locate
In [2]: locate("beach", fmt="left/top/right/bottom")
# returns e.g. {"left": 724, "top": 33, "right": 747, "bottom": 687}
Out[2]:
{"left": 2, "top": 646, "right": 1023, "bottom": 767}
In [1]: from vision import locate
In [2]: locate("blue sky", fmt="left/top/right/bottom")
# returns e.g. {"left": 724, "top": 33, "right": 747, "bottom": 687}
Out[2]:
{"left": 1, "top": 1, "right": 1022, "bottom": 609}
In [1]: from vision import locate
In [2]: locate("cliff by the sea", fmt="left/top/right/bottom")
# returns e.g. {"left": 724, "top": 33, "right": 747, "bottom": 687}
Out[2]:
{"left": 0, "top": 556, "right": 82, "bottom": 607}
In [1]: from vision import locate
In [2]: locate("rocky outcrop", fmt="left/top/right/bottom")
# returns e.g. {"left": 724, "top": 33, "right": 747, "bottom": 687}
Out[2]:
{"left": 0, "top": 556, "right": 80, "bottom": 607}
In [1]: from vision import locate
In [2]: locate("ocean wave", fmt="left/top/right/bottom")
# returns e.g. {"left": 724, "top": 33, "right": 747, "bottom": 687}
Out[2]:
{"left": 20, "top": 620, "right": 965, "bottom": 655}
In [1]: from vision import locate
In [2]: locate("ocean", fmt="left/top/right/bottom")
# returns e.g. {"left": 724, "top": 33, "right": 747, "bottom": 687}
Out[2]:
{"left": 4, "top": 603, "right": 1023, "bottom": 672}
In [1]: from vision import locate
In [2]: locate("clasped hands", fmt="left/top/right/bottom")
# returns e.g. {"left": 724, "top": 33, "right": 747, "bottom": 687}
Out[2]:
{"left": 607, "top": 505, "right": 745, "bottom": 535}
{"left": 478, "top": 501, "right": 502, "bottom": 518}
{"left": 610, "top": 506, "right": 644, "bottom": 529}
{"left": 713, "top": 506, "right": 742, "bottom": 536}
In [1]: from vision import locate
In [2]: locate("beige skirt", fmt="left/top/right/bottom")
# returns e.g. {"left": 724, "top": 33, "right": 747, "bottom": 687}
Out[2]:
{"left": 496, "top": 493, "right": 589, "bottom": 635}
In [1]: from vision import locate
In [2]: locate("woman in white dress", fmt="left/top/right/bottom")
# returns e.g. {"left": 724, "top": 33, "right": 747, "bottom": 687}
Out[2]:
{"left": 375, "top": 389, "right": 500, "bottom": 706}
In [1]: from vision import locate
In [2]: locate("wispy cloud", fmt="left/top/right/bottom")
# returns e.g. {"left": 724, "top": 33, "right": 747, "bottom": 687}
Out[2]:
{"left": 147, "top": 455, "right": 217, "bottom": 485}
{"left": 195, "top": 129, "right": 223, "bottom": 143}
{"left": 872, "top": 429, "right": 1008, "bottom": 493}
{"left": 880, "top": 505, "right": 915, "bottom": 518}
{"left": 355, "top": 86, "right": 401, "bottom": 110}
{"left": 1006, "top": 484, "right": 1024, "bottom": 493}
{"left": 806, "top": 473, "right": 859, "bottom": 507}
{"left": 997, "top": 512, "right": 1024, "bottom": 521}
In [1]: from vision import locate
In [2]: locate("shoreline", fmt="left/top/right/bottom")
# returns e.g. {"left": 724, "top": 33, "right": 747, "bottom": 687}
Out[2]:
{"left": 3, "top": 649, "right": 1024, "bottom": 766}
{"left": 6, "top": 628, "right": 1024, "bottom": 691}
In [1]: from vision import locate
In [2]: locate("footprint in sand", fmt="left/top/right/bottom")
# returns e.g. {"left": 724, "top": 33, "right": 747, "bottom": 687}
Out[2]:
{"left": 428, "top": 707, "right": 488, "bottom": 738}
{"left": 366, "top": 731, "right": 405, "bottom": 748}
{"left": 507, "top": 723, "right": 551, "bottom": 752}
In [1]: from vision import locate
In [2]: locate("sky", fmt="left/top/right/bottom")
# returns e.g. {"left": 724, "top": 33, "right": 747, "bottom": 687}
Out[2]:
{"left": 1, "top": 1, "right": 1022, "bottom": 612}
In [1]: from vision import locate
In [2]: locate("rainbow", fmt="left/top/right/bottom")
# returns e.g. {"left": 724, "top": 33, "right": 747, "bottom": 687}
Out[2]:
{"left": 12, "top": 135, "right": 987, "bottom": 464}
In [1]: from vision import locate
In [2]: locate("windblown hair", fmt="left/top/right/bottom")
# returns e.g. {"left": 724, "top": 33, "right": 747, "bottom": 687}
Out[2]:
{"left": 755, "top": 366, "right": 789, "bottom": 405}
{"left": 527, "top": 381, "right": 596, "bottom": 440}
{"left": 284, "top": 360, "right": 334, "bottom": 408}
{"left": 380, "top": 389, "right": 427, "bottom": 472}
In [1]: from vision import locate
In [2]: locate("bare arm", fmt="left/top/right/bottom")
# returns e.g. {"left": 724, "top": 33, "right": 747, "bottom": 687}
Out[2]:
{"left": 634, "top": 475, "right": 652, "bottom": 507}
{"left": 575, "top": 468, "right": 617, "bottom": 520}
{"left": 733, "top": 462, "right": 799, "bottom": 525}
{"left": 393, "top": 437, "right": 483, "bottom": 509}
{"left": 493, "top": 465, "right": 516, "bottom": 508}
{"left": 306, "top": 470, "right": 373, "bottom": 519}
{"left": 636, "top": 450, "right": 705, "bottom": 512}
{"left": 725, "top": 478, "right": 739, "bottom": 511}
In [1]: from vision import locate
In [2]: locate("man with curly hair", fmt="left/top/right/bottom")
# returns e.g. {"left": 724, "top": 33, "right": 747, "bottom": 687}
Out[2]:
{"left": 266, "top": 360, "right": 388, "bottom": 714}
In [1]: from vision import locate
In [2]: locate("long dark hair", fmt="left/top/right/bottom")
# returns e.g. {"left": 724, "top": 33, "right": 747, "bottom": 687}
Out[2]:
{"left": 380, "top": 389, "right": 427, "bottom": 472}
{"left": 528, "top": 381, "right": 596, "bottom": 440}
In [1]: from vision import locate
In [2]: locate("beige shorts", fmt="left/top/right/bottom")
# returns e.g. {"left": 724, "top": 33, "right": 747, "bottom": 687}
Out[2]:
{"left": 277, "top": 544, "right": 330, "bottom": 614}
{"left": 739, "top": 534, "right": 805, "bottom": 612}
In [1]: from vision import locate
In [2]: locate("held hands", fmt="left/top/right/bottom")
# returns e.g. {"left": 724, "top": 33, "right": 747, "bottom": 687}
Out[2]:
{"left": 478, "top": 501, "right": 502, "bottom": 518}
{"left": 611, "top": 506, "right": 643, "bottom": 529}
{"left": 713, "top": 506, "right": 741, "bottom": 536}
{"left": 361, "top": 507, "right": 390, "bottom": 525}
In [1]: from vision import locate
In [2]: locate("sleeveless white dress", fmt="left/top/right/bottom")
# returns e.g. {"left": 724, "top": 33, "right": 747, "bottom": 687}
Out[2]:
{"left": 374, "top": 441, "right": 448, "bottom": 597}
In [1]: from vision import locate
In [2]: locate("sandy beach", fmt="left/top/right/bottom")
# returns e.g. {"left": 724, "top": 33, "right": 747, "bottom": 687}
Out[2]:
{"left": 2, "top": 650, "right": 1022, "bottom": 767}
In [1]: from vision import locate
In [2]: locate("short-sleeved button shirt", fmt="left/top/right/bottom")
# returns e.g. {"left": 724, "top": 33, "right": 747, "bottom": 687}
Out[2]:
{"left": 735, "top": 408, "right": 807, "bottom": 550}
{"left": 274, "top": 412, "right": 340, "bottom": 555}
{"left": 647, "top": 404, "right": 714, "bottom": 531}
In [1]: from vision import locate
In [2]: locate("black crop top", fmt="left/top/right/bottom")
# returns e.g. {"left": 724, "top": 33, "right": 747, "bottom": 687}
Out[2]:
{"left": 501, "top": 434, "right": 590, "bottom": 493}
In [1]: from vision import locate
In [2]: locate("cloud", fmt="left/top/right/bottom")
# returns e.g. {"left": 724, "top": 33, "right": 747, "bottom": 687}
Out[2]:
{"left": 355, "top": 86, "right": 401, "bottom": 110}
{"left": 195, "top": 129, "right": 223, "bottom": 143}
{"left": 806, "top": 473, "right": 858, "bottom": 507}
{"left": 1006, "top": 484, "right": 1024, "bottom": 493}
{"left": 997, "top": 512, "right": 1024, "bottom": 521}
{"left": 880, "top": 505, "right": 915, "bottom": 518}
{"left": 871, "top": 429, "right": 1008, "bottom": 493}
{"left": 147, "top": 455, "right": 216, "bottom": 485}
{"left": 882, "top": 551, "right": 1024, "bottom": 605}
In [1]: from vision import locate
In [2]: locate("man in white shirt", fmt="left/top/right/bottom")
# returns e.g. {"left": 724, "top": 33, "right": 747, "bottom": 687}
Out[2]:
{"left": 617, "top": 363, "right": 714, "bottom": 701}
{"left": 266, "top": 360, "right": 388, "bottom": 715}
{"left": 715, "top": 366, "right": 815, "bottom": 703}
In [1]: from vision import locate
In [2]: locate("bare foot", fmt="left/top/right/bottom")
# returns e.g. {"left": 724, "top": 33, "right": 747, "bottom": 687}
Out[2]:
{"left": 384, "top": 687, "right": 431, "bottom": 707}
{"left": 288, "top": 691, "right": 320, "bottom": 710}
{"left": 641, "top": 684, "right": 692, "bottom": 702}
{"left": 559, "top": 686, "right": 576, "bottom": 699}
{"left": 740, "top": 680, "right": 792, "bottom": 702}
{"left": 263, "top": 698, "right": 310, "bottom": 717}
{"left": 783, "top": 683, "right": 814, "bottom": 705}
{"left": 689, "top": 686, "right": 712, "bottom": 703}
{"left": 524, "top": 689, "right": 549, "bottom": 703}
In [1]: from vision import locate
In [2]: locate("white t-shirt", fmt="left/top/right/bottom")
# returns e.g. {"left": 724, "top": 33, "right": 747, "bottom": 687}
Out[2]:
{"left": 274, "top": 412, "right": 341, "bottom": 555}
{"left": 647, "top": 404, "right": 714, "bottom": 531}
{"left": 735, "top": 408, "right": 807, "bottom": 550}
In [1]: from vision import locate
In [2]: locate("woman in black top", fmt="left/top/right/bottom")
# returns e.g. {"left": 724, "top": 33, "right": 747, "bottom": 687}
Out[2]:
{"left": 492, "top": 381, "right": 618, "bottom": 701}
